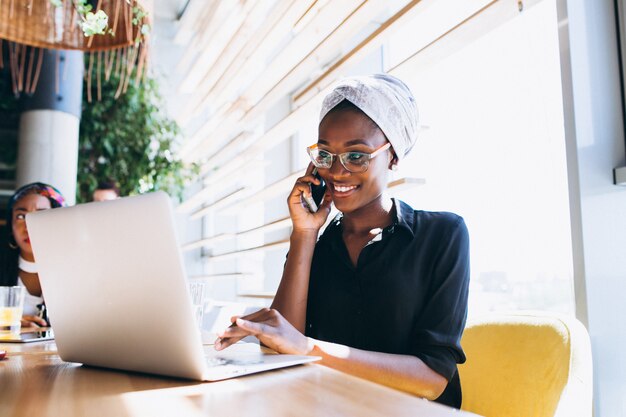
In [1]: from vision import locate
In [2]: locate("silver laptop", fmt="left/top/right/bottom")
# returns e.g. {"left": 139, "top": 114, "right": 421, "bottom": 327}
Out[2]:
{"left": 26, "top": 191, "right": 318, "bottom": 380}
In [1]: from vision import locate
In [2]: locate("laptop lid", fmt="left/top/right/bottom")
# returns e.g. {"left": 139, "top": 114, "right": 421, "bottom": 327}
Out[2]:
{"left": 26, "top": 192, "right": 208, "bottom": 379}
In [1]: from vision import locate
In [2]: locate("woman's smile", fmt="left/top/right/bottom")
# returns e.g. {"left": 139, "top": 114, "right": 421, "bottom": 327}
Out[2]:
{"left": 331, "top": 182, "right": 359, "bottom": 197}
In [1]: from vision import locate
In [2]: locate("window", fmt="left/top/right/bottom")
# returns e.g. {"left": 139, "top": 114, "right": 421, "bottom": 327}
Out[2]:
{"left": 389, "top": 0, "right": 575, "bottom": 314}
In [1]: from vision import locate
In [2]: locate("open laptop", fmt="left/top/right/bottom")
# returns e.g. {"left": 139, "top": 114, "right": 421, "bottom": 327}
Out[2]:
{"left": 25, "top": 191, "right": 318, "bottom": 380}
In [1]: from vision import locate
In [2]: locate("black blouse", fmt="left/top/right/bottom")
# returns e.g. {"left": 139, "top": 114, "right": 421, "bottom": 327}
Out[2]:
{"left": 305, "top": 199, "right": 470, "bottom": 408}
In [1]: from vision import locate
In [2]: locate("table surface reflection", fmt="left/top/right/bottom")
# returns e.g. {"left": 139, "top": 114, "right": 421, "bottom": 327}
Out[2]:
{"left": 0, "top": 339, "right": 478, "bottom": 417}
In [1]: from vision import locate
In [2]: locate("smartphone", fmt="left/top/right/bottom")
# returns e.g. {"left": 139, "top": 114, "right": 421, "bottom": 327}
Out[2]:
{"left": 303, "top": 169, "right": 326, "bottom": 213}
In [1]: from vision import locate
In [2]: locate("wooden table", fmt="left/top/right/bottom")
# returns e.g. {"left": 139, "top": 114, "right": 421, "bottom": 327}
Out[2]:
{"left": 0, "top": 340, "right": 479, "bottom": 417}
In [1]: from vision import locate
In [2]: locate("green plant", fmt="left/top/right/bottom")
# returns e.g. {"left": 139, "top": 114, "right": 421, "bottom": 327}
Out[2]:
{"left": 49, "top": 0, "right": 150, "bottom": 43}
{"left": 77, "top": 67, "right": 198, "bottom": 203}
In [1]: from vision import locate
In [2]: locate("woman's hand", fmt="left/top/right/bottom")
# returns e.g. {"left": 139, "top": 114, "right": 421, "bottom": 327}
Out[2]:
{"left": 214, "top": 308, "right": 313, "bottom": 355}
{"left": 288, "top": 164, "right": 332, "bottom": 233}
{"left": 21, "top": 315, "right": 48, "bottom": 328}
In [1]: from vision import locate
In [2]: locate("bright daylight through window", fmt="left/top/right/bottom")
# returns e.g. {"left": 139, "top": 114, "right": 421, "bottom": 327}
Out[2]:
{"left": 388, "top": 1, "right": 574, "bottom": 315}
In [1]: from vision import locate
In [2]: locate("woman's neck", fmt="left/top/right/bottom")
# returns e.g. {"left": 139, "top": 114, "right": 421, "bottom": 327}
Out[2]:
{"left": 20, "top": 252, "right": 35, "bottom": 262}
{"left": 18, "top": 251, "right": 42, "bottom": 296}
{"left": 342, "top": 196, "right": 394, "bottom": 235}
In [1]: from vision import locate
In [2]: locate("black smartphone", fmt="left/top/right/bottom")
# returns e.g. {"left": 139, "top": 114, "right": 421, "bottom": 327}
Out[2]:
{"left": 303, "top": 169, "right": 326, "bottom": 212}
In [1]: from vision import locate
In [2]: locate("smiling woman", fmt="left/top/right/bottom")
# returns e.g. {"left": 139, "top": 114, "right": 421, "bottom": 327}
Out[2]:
{"left": 214, "top": 74, "right": 470, "bottom": 408}
{"left": 0, "top": 182, "right": 65, "bottom": 327}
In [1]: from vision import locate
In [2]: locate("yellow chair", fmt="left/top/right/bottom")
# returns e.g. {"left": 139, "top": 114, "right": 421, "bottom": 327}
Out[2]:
{"left": 459, "top": 311, "right": 593, "bottom": 417}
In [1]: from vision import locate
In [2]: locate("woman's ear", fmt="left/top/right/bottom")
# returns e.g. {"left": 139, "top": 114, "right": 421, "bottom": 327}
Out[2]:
{"left": 388, "top": 153, "right": 399, "bottom": 171}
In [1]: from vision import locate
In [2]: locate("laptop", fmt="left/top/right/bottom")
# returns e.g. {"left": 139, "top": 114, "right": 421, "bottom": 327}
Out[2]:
{"left": 0, "top": 328, "right": 54, "bottom": 343}
{"left": 25, "top": 191, "right": 319, "bottom": 380}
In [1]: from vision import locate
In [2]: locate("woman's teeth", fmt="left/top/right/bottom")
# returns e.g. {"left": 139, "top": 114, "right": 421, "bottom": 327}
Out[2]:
{"left": 333, "top": 184, "right": 357, "bottom": 192}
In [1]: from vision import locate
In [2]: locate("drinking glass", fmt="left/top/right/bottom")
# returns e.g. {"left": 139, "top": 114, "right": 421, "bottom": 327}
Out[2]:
{"left": 0, "top": 286, "right": 26, "bottom": 337}
{"left": 188, "top": 281, "right": 207, "bottom": 331}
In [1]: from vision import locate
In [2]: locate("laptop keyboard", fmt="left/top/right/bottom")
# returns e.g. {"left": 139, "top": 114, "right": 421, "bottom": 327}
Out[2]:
{"left": 204, "top": 354, "right": 265, "bottom": 368}
{"left": 203, "top": 342, "right": 267, "bottom": 369}
{"left": 205, "top": 357, "right": 230, "bottom": 367}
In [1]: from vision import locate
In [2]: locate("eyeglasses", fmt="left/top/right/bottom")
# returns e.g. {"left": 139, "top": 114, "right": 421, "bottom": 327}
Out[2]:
{"left": 307, "top": 142, "right": 391, "bottom": 173}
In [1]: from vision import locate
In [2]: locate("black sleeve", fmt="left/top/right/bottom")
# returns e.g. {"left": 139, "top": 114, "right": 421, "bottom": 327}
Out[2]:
{"left": 410, "top": 216, "right": 470, "bottom": 381}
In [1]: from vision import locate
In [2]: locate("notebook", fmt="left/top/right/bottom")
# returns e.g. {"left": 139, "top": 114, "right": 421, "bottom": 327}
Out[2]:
{"left": 25, "top": 191, "right": 318, "bottom": 380}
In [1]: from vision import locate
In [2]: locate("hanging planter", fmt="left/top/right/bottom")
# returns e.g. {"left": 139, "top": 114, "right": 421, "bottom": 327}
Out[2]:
{"left": 0, "top": 0, "right": 150, "bottom": 99}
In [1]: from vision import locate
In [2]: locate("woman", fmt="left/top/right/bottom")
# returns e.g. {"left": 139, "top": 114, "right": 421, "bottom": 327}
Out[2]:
{"left": 0, "top": 182, "right": 66, "bottom": 327}
{"left": 215, "top": 75, "right": 470, "bottom": 408}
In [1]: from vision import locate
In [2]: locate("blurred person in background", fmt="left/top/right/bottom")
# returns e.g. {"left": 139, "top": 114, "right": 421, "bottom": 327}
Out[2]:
{"left": 0, "top": 182, "right": 66, "bottom": 327}
{"left": 92, "top": 180, "right": 120, "bottom": 202}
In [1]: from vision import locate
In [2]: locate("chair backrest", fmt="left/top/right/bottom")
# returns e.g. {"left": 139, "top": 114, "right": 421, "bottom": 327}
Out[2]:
{"left": 458, "top": 312, "right": 592, "bottom": 417}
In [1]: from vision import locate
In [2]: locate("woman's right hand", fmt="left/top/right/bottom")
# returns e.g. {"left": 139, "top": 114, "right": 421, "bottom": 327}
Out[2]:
{"left": 288, "top": 164, "right": 332, "bottom": 232}
{"left": 21, "top": 315, "right": 48, "bottom": 328}
{"left": 215, "top": 308, "right": 313, "bottom": 355}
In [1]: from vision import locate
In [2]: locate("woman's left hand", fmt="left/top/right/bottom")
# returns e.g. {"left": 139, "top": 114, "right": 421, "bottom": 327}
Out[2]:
{"left": 215, "top": 308, "right": 313, "bottom": 355}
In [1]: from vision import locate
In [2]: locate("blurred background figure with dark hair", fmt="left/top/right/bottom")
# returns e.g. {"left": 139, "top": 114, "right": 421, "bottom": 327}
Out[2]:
{"left": 92, "top": 180, "right": 120, "bottom": 202}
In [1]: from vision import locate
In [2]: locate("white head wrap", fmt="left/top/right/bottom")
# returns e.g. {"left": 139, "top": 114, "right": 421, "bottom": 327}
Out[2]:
{"left": 319, "top": 74, "right": 419, "bottom": 161}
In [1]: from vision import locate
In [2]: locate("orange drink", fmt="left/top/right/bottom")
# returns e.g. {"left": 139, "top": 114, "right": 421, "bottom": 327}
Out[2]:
{"left": 0, "top": 286, "right": 25, "bottom": 336}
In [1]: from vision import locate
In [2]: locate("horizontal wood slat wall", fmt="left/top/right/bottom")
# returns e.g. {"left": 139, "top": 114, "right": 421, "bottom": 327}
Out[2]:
{"left": 171, "top": 0, "right": 526, "bottom": 303}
